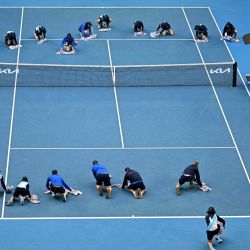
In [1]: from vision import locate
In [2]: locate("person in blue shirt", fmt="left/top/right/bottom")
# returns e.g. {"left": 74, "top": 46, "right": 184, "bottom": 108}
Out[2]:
{"left": 92, "top": 160, "right": 112, "bottom": 199}
{"left": 59, "top": 33, "right": 77, "bottom": 54}
{"left": 46, "top": 170, "right": 72, "bottom": 202}
{"left": 79, "top": 21, "right": 94, "bottom": 38}
{"left": 176, "top": 160, "right": 205, "bottom": 195}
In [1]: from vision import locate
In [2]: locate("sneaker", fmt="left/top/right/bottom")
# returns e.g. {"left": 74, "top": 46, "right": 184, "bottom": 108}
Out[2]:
{"left": 176, "top": 184, "right": 181, "bottom": 196}
{"left": 215, "top": 237, "right": 223, "bottom": 243}
{"left": 19, "top": 196, "right": 25, "bottom": 205}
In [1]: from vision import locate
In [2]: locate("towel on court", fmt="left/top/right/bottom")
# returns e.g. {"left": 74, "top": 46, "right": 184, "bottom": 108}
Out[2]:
{"left": 200, "top": 183, "right": 212, "bottom": 192}
{"left": 9, "top": 45, "right": 22, "bottom": 49}
{"left": 69, "top": 189, "right": 83, "bottom": 196}
{"left": 29, "top": 194, "right": 40, "bottom": 204}
{"left": 80, "top": 34, "right": 97, "bottom": 41}
{"left": 99, "top": 28, "right": 111, "bottom": 32}
{"left": 56, "top": 50, "right": 76, "bottom": 55}
{"left": 150, "top": 32, "right": 160, "bottom": 38}
{"left": 221, "top": 36, "right": 239, "bottom": 42}
{"left": 134, "top": 31, "right": 147, "bottom": 37}
{"left": 196, "top": 39, "right": 208, "bottom": 43}
{"left": 112, "top": 184, "right": 122, "bottom": 188}
{"left": 37, "top": 38, "right": 47, "bottom": 44}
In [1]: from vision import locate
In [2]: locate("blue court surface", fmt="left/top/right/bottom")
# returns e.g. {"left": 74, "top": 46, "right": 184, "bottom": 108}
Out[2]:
{"left": 0, "top": 1, "right": 250, "bottom": 249}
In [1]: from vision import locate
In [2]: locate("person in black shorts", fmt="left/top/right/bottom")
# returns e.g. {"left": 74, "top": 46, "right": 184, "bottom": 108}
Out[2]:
{"left": 97, "top": 14, "right": 112, "bottom": 30}
{"left": 176, "top": 160, "right": 205, "bottom": 195}
{"left": 5, "top": 31, "right": 17, "bottom": 47}
{"left": 194, "top": 24, "right": 208, "bottom": 41}
{"left": 34, "top": 26, "right": 47, "bottom": 42}
{"left": 122, "top": 167, "right": 146, "bottom": 199}
{"left": 133, "top": 20, "right": 145, "bottom": 36}
{"left": 222, "top": 22, "right": 239, "bottom": 42}
{"left": 46, "top": 170, "right": 72, "bottom": 202}
{"left": 156, "top": 21, "right": 174, "bottom": 36}
{"left": 205, "top": 207, "right": 225, "bottom": 250}
{"left": 6, "top": 176, "right": 31, "bottom": 206}
{"left": 92, "top": 160, "right": 112, "bottom": 199}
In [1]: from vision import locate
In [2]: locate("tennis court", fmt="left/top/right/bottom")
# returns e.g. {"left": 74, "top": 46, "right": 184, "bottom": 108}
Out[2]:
{"left": 0, "top": 1, "right": 250, "bottom": 249}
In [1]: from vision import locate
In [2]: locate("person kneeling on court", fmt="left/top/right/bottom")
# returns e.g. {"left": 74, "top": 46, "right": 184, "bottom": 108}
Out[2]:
{"left": 6, "top": 176, "right": 32, "bottom": 206}
{"left": 34, "top": 25, "right": 47, "bottom": 44}
{"left": 121, "top": 167, "right": 146, "bottom": 199}
{"left": 152, "top": 21, "right": 174, "bottom": 37}
{"left": 46, "top": 170, "right": 72, "bottom": 202}
{"left": 205, "top": 207, "right": 225, "bottom": 250}
{"left": 133, "top": 20, "right": 146, "bottom": 36}
{"left": 97, "top": 14, "right": 112, "bottom": 31}
{"left": 92, "top": 160, "right": 112, "bottom": 199}
{"left": 79, "top": 21, "right": 96, "bottom": 39}
{"left": 222, "top": 22, "right": 239, "bottom": 42}
{"left": 176, "top": 160, "right": 206, "bottom": 195}
{"left": 194, "top": 24, "right": 208, "bottom": 42}
{"left": 5, "top": 31, "right": 21, "bottom": 49}
{"left": 57, "top": 33, "right": 77, "bottom": 54}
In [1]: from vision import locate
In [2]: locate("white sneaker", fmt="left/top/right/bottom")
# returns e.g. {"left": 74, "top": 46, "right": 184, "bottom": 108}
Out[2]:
{"left": 215, "top": 236, "right": 223, "bottom": 243}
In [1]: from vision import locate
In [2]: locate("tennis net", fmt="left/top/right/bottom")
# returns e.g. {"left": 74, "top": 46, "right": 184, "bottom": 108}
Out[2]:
{"left": 0, "top": 61, "right": 237, "bottom": 87}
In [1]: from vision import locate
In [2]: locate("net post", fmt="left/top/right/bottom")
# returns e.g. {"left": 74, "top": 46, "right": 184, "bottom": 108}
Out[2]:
{"left": 232, "top": 62, "right": 237, "bottom": 87}
{"left": 113, "top": 66, "right": 116, "bottom": 86}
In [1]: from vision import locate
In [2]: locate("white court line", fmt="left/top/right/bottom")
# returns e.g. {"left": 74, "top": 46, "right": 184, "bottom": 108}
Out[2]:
{"left": 1, "top": 7, "right": 24, "bottom": 218}
{"left": 0, "top": 62, "right": 235, "bottom": 68}
{"left": 1, "top": 215, "right": 250, "bottom": 220}
{"left": 208, "top": 7, "right": 250, "bottom": 97}
{"left": 107, "top": 40, "right": 124, "bottom": 148}
{"left": 21, "top": 38, "right": 194, "bottom": 41}
{"left": 0, "top": 6, "right": 211, "bottom": 9}
{"left": 10, "top": 146, "right": 235, "bottom": 150}
{"left": 182, "top": 8, "right": 250, "bottom": 184}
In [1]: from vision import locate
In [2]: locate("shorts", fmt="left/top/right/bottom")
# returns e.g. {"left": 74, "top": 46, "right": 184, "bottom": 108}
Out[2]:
{"left": 206, "top": 226, "right": 220, "bottom": 240}
{"left": 50, "top": 185, "right": 65, "bottom": 194}
{"left": 179, "top": 175, "right": 194, "bottom": 185}
{"left": 13, "top": 187, "right": 28, "bottom": 198}
{"left": 128, "top": 182, "right": 145, "bottom": 191}
{"left": 96, "top": 173, "right": 111, "bottom": 186}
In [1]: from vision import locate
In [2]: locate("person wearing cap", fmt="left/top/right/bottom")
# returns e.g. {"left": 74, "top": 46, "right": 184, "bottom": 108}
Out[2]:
{"left": 222, "top": 22, "right": 239, "bottom": 42}
{"left": 97, "top": 14, "right": 112, "bottom": 30}
{"left": 176, "top": 160, "right": 206, "bottom": 195}
{"left": 59, "top": 33, "right": 77, "bottom": 53}
{"left": 205, "top": 207, "right": 225, "bottom": 250}
{"left": 34, "top": 26, "right": 47, "bottom": 42}
{"left": 5, "top": 31, "right": 17, "bottom": 47}
{"left": 122, "top": 167, "right": 146, "bottom": 199}
{"left": 46, "top": 170, "right": 72, "bottom": 202}
{"left": 194, "top": 24, "right": 208, "bottom": 42}
{"left": 79, "top": 21, "right": 94, "bottom": 38}
{"left": 5, "top": 176, "right": 31, "bottom": 206}
{"left": 156, "top": 21, "right": 174, "bottom": 36}
{"left": 92, "top": 160, "right": 112, "bottom": 199}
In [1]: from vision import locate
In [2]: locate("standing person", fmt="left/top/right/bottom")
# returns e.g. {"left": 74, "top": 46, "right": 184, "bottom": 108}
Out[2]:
{"left": 5, "top": 31, "right": 18, "bottom": 48}
{"left": 57, "top": 33, "right": 77, "bottom": 54}
{"left": 5, "top": 177, "right": 31, "bottom": 206}
{"left": 133, "top": 20, "right": 145, "bottom": 36}
{"left": 34, "top": 26, "right": 47, "bottom": 43}
{"left": 46, "top": 170, "right": 72, "bottom": 202}
{"left": 122, "top": 167, "right": 146, "bottom": 199}
{"left": 78, "top": 21, "right": 95, "bottom": 38}
{"left": 222, "top": 22, "right": 239, "bottom": 42}
{"left": 194, "top": 24, "right": 208, "bottom": 42}
{"left": 97, "top": 14, "right": 112, "bottom": 30}
{"left": 176, "top": 160, "right": 206, "bottom": 195}
{"left": 205, "top": 207, "right": 225, "bottom": 250}
{"left": 92, "top": 160, "right": 112, "bottom": 199}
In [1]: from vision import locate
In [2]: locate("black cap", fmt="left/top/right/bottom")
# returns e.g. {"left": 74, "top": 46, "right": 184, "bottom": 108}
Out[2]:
{"left": 93, "top": 160, "right": 98, "bottom": 165}
{"left": 125, "top": 167, "right": 131, "bottom": 172}
{"left": 22, "top": 176, "right": 28, "bottom": 182}
{"left": 52, "top": 170, "right": 58, "bottom": 175}
{"left": 207, "top": 207, "right": 216, "bottom": 215}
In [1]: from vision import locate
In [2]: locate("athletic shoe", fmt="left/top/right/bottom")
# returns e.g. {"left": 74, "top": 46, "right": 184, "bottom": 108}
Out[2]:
{"left": 215, "top": 236, "right": 223, "bottom": 243}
